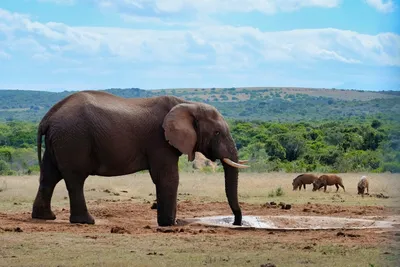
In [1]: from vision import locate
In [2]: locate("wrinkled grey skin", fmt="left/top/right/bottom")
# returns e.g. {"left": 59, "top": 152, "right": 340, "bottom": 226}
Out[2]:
{"left": 31, "top": 91, "right": 243, "bottom": 226}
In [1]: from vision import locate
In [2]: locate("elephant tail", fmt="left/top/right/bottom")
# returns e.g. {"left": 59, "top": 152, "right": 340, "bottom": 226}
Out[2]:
{"left": 37, "top": 123, "right": 44, "bottom": 167}
{"left": 36, "top": 119, "right": 50, "bottom": 168}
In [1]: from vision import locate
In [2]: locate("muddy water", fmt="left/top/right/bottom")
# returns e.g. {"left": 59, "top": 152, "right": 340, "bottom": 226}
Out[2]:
{"left": 183, "top": 215, "right": 397, "bottom": 230}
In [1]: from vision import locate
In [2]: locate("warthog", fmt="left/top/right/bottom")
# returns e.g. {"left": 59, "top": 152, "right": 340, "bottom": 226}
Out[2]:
{"left": 292, "top": 173, "right": 318, "bottom": 191}
{"left": 357, "top": 176, "right": 369, "bottom": 198}
{"left": 312, "top": 174, "right": 345, "bottom": 192}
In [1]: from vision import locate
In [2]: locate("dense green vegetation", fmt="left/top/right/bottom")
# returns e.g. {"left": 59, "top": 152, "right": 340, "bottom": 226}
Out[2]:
{"left": 0, "top": 87, "right": 399, "bottom": 175}
{"left": 0, "top": 117, "right": 399, "bottom": 175}
{"left": 229, "top": 118, "right": 400, "bottom": 173}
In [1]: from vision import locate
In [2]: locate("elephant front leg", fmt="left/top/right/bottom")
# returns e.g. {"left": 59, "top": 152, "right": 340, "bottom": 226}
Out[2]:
{"left": 150, "top": 163, "right": 179, "bottom": 227}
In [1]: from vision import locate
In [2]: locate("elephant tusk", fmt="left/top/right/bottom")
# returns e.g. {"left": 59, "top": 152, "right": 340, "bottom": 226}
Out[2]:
{"left": 238, "top": 159, "right": 249, "bottom": 164}
{"left": 222, "top": 158, "right": 250, "bottom": 169}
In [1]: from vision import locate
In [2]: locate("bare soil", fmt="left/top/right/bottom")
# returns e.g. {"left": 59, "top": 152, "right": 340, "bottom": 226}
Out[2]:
{"left": 1, "top": 173, "right": 399, "bottom": 266}
{"left": 1, "top": 199, "right": 399, "bottom": 247}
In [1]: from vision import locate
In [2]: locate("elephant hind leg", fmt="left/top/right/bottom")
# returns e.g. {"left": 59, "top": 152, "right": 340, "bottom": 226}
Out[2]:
{"left": 32, "top": 151, "right": 62, "bottom": 220}
{"left": 64, "top": 174, "right": 94, "bottom": 224}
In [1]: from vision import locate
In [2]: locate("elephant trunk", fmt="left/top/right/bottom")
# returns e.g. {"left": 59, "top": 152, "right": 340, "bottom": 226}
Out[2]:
{"left": 222, "top": 145, "right": 242, "bottom": 226}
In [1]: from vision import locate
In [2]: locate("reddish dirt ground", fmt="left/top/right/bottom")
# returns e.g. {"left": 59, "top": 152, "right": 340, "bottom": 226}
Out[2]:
{"left": 1, "top": 199, "right": 399, "bottom": 247}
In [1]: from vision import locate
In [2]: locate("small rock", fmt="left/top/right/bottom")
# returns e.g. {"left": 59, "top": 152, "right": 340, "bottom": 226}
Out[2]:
{"left": 347, "top": 233, "right": 361, "bottom": 238}
{"left": 336, "top": 231, "right": 346, "bottom": 237}
{"left": 303, "top": 208, "right": 311, "bottom": 212}
{"left": 260, "top": 263, "right": 276, "bottom": 267}
{"left": 121, "top": 190, "right": 128, "bottom": 193}
{"left": 110, "top": 226, "right": 130, "bottom": 234}
{"left": 283, "top": 204, "right": 292, "bottom": 210}
{"left": 303, "top": 245, "right": 313, "bottom": 250}
{"left": 113, "top": 192, "right": 120, "bottom": 196}
{"left": 150, "top": 202, "right": 157, "bottom": 209}
{"left": 269, "top": 202, "right": 276, "bottom": 206}
{"left": 143, "top": 225, "right": 151, "bottom": 229}
{"left": 278, "top": 202, "right": 285, "bottom": 207}
{"left": 5, "top": 227, "right": 23, "bottom": 233}
{"left": 103, "top": 189, "right": 111, "bottom": 193}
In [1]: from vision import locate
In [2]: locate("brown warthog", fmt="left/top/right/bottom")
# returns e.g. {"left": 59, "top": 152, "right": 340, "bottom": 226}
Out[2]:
{"left": 357, "top": 176, "right": 369, "bottom": 198}
{"left": 292, "top": 173, "right": 318, "bottom": 191}
{"left": 312, "top": 174, "right": 345, "bottom": 192}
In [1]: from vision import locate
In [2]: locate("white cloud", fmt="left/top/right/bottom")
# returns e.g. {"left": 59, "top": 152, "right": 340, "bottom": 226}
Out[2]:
{"left": 0, "top": 7, "right": 399, "bottom": 74}
{"left": 0, "top": 50, "right": 11, "bottom": 59}
{"left": 365, "top": 0, "right": 395, "bottom": 13}
{"left": 95, "top": 0, "right": 341, "bottom": 14}
{"left": 37, "top": 0, "right": 75, "bottom": 5}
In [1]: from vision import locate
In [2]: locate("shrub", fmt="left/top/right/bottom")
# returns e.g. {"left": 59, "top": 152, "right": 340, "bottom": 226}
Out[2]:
{"left": 267, "top": 186, "right": 285, "bottom": 197}
{"left": 382, "top": 162, "right": 400, "bottom": 173}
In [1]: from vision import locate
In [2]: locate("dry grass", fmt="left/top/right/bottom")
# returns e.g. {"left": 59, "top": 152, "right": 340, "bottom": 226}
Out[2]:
{"left": 1, "top": 172, "right": 399, "bottom": 212}
{"left": 0, "top": 172, "right": 399, "bottom": 267}
{"left": 1, "top": 232, "right": 397, "bottom": 267}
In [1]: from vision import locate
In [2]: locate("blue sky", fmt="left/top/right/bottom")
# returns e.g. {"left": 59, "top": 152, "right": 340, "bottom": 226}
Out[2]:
{"left": 0, "top": 0, "right": 399, "bottom": 92}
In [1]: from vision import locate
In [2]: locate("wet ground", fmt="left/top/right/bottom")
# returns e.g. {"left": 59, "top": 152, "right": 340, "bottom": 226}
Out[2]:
{"left": 1, "top": 199, "right": 399, "bottom": 246}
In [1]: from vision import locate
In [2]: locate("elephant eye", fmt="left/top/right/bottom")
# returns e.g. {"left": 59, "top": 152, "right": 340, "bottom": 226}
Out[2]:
{"left": 215, "top": 131, "right": 220, "bottom": 136}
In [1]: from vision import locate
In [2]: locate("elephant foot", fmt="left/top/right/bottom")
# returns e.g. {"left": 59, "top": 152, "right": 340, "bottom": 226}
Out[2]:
{"left": 70, "top": 213, "right": 95, "bottom": 225}
{"left": 157, "top": 217, "right": 176, "bottom": 227}
{"left": 233, "top": 220, "right": 242, "bottom": 226}
{"left": 31, "top": 207, "right": 56, "bottom": 220}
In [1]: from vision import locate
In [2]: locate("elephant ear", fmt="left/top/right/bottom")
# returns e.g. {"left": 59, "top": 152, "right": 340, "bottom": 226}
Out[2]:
{"left": 162, "top": 103, "right": 197, "bottom": 162}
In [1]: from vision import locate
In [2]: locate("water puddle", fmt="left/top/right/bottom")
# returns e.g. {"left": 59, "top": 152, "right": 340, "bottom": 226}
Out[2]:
{"left": 182, "top": 215, "right": 398, "bottom": 230}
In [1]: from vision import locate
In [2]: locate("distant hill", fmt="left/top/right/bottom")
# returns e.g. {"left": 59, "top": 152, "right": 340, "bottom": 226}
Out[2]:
{"left": 0, "top": 87, "right": 399, "bottom": 123}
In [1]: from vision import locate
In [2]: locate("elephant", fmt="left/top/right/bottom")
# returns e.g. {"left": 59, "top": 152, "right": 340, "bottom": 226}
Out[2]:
{"left": 312, "top": 174, "right": 345, "bottom": 192}
{"left": 31, "top": 90, "right": 249, "bottom": 227}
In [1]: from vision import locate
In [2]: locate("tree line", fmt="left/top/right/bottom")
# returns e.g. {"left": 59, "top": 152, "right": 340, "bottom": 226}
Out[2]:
{"left": 0, "top": 118, "right": 399, "bottom": 175}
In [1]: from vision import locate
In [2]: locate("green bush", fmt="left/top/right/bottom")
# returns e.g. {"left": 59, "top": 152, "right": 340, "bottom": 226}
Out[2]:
{"left": 382, "top": 162, "right": 400, "bottom": 173}
{"left": 267, "top": 186, "right": 285, "bottom": 197}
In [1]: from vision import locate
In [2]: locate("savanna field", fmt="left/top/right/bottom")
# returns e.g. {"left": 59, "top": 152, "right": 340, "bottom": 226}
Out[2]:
{"left": 0, "top": 172, "right": 399, "bottom": 267}
{"left": 1, "top": 87, "right": 400, "bottom": 266}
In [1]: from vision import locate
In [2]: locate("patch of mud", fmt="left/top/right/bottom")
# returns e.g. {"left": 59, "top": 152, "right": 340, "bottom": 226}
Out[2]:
{"left": 0, "top": 200, "right": 398, "bottom": 248}
{"left": 182, "top": 215, "right": 396, "bottom": 230}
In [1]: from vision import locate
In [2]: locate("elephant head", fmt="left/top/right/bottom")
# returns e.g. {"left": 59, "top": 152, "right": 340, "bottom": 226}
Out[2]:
{"left": 162, "top": 102, "right": 249, "bottom": 225}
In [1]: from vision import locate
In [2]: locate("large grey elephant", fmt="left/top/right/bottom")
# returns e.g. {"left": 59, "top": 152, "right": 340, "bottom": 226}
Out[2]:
{"left": 32, "top": 90, "right": 249, "bottom": 226}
